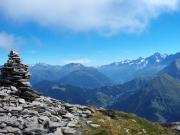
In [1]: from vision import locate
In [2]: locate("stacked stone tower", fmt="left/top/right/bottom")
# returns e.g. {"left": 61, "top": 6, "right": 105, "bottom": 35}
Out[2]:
{"left": 0, "top": 50, "right": 39, "bottom": 100}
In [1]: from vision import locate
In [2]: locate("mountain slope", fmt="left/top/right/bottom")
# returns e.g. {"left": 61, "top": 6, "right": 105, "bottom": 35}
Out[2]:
{"left": 83, "top": 109, "right": 175, "bottom": 135}
{"left": 30, "top": 63, "right": 112, "bottom": 89}
{"left": 111, "top": 73, "right": 180, "bottom": 122}
{"left": 160, "top": 59, "right": 180, "bottom": 80}
{"left": 29, "top": 63, "right": 63, "bottom": 85}
{"left": 34, "top": 80, "right": 90, "bottom": 105}
{"left": 34, "top": 76, "right": 152, "bottom": 108}
{"left": 59, "top": 68, "right": 113, "bottom": 89}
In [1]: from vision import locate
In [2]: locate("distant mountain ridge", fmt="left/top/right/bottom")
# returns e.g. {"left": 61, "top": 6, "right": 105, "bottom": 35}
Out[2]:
{"left": 99, "top": 52, "right": 180, "bottom": 83}
{"left": 34, "top": 59, "right": 180, "bottom": 122}
{"left": 29, "top": 52, "right": 180, "bottom": 87}
{"left": 59, "top": 68, "right": 113, "bottom": 89}
{"left": 30, "top": 63, "right": 112, "bottom": 89}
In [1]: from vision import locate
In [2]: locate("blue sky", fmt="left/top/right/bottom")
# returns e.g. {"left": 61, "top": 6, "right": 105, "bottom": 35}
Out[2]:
{"left": 0, "top": 0, "right": 180, "bottom": 66}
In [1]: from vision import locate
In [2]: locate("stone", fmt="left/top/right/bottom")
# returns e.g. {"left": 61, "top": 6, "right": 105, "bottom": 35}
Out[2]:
{"left": 50, "top": 115, "right": 61, "bottom": 122}
{"left": 0, "top": 91, "right": 8, "bottom": 97}
{"left": 0, "top": 123, "right": 7, "bottom": 128}
{"left": 0, "top": 129, "right": 7, "bottom": 133}
{"left": 24, "top": 117, "right": 39, "bottom": 128}
{"left": 31, "top": 101, "right": 43, "bottom": 106}
{"left": 4, "top": 126, "right": 20, "bottom": 133}
{"left": 23, "top": 128, "right": 48, "bottom": 135}
{"left": 63, "top": 113, "right": 75, "bottom": 119}
{"left": 19, "top": 98, "right": 26, "bottom": 104}
{"left": 82, "top": 110, "right": 92, "bottom": 115}
{"left": 49, "top": 121, "right": 66, "bottom": 129}
{"left": 63, "top": 127, "right": 76, "bottom": 135}
{"left": 39, "top": 116, "right": 50, "bottom": 122}
{"left": 0, "top": 108, "right": 7, "bottom": 113}
{"left": 90, "top": 124, "right": 101, "bottom": 128}
{"left": 28, "top": 110, "right": 39, "bottom": 115}
{"left": 67, "top": 122, "right": 78, "bottom": 127}
{"left": 10, "top": 86, "right": 18, "bottom": 91}
{"left": 86, "top": 121, "right": 92, "bottom": 124}
{"left": 54, "top": 128, "right": 63, "bottom": 135}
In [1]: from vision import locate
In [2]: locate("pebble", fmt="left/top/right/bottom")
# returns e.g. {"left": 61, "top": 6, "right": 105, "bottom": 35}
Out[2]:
{"left": 19, "top": 98, "right": 26, "bottom": 104}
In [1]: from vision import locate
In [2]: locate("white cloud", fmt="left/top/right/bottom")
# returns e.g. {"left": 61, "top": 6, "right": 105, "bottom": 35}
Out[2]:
{"left": 0, "top": 32, "right": 22, "bottom": 50}
{"left": 0, "top": 0, "right": 179, "bottom": 34}
{"left": 64, "top": 58, "right": 91, "bottom": 65}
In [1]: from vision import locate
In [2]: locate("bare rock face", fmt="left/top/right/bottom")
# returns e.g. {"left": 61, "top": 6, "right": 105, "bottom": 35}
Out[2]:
{"left": 0, "top": 50, "right": 39, "bottom": 101}
{"left": 0, "top": 50, "right": 94, "bottom": 135}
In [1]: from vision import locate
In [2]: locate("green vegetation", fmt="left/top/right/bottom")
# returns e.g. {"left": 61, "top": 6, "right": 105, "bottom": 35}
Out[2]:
{"left": 82, "top": 111, "right": 174, "bottom": 135}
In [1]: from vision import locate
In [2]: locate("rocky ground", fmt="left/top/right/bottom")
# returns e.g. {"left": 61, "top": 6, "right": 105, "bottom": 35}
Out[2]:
{"left": 0, "top": 86, "right": 95, "bottom": 135}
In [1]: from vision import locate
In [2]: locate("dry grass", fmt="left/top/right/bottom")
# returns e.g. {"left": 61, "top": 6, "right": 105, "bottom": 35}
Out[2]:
{"left": 82, "top": 111, "right": 174, "bottom": 135}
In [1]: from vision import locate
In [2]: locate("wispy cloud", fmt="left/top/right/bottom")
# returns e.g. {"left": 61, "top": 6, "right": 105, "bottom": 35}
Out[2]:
{"left": 64, "top": 58, "right": 91, "bottom": 65}
{"left": 0, "top": 0, "right": 179, "bottom": 34}
{"left": 0, "top": 32, "right": 23, "bottom": 50}
{"left": 30, "top": 50, "right": 37, "bottom": 54}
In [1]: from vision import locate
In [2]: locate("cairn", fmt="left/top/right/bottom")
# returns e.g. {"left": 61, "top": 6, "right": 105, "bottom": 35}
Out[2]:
{"left": 0, "top": 50, "right": 39, "bottom": 101}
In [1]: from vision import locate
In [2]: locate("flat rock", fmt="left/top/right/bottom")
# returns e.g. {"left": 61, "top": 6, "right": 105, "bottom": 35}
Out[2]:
{"left": 54, "top": 128, "right": 63, "bottom": 135}
{"left": 19, "top": 98, "right": 26, "bottom": 104}
{"left": 49, "top": 121, "right": 67, "bottom": 129}
{"left": 63, "top": 113, "right": 75, "bottom": 119}
{"left": 63, "top": 127, "right": 76, "bottom": 135}
{"left": 4, "top": 126, "right": 20, "bottom": 133}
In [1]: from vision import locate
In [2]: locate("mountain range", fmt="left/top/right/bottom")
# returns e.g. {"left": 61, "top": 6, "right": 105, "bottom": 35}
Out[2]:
{"left": 33, "top": 56, "right": 180, "bottom": 122}
{"left": 30, "top": 52, "right": 180, "bottom": 88}
{"left": 30, "top": 63, "right": 112, "bottom": 89}
{"left": 99, "top": 52, "right": 180, "bottom": 83}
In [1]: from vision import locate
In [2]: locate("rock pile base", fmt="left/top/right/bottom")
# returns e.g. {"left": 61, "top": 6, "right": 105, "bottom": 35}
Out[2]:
{"left": 0, "top": 86, "right": 94, "bottom": 135}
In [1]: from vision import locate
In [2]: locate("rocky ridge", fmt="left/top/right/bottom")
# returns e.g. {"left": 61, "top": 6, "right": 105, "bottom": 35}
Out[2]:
{"left": 0, "top": 86, "right": 94, "bottom": 135}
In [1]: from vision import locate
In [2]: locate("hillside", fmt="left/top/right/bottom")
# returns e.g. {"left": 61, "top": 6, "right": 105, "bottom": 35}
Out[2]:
{"left": 59, "top": 68, "right": 113, "bottom": 89}
{"left": 111, "top": 74, "right": 180, "bottom": 122}
{"left": 82, "top": 109, "right": 175, "bottom": 135}
{"left": 34, "top": 80, "right": 90, "bottom": 105}
{"left": 34, "top": 76, "right": 152, "bottom": 108}
{"left": 160, "top": 59, "right": 180, "bottom": 80}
